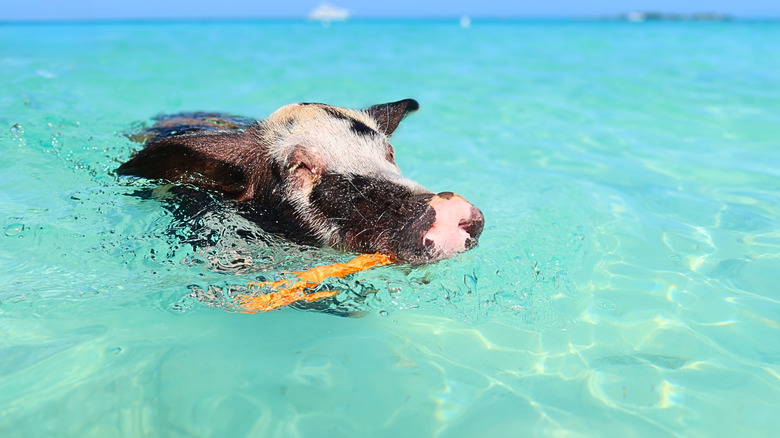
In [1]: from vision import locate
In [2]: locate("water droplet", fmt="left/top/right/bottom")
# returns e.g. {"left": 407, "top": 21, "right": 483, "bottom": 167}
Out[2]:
{"left": 10, "top": 123, "right": 23, "bottom": 136}
{"left": 596, "top": 298, "right": 616, "bottom": 311}
{"left": 5, "top": 223, "right": 25, "bottom": 236}
{"left": 386, "top": 280, "right": 415, "bottom": 295}
{"left": 78, "top": 288, "right": 99, "bottom": 297}
{"left": 463, "top": 273, "right": 478, "bottom": 292}
{"left": 378, "top": 310, "right": 388, "bottom": 317}
{"left": 493, "top": 291, "right": 526, "bottom": 312}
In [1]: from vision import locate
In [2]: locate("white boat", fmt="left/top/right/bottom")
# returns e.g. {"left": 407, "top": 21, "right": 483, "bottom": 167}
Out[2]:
{"left": 307, "top": 4, "right": 350, "bottom": 22}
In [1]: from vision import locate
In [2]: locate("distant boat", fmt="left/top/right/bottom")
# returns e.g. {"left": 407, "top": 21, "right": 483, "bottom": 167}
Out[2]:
{"left": 307, "top": 4, "right": 350, "bottom": 22}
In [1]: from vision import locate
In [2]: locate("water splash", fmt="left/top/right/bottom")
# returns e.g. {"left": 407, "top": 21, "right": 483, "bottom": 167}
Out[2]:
{"left": 4, "top": 223, "right": 25, "bottom": 237}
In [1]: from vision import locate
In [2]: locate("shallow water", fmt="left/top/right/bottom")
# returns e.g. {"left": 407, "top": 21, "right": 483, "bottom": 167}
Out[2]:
{"left": 1, "top": 19, "right": 779, "bottom": 437}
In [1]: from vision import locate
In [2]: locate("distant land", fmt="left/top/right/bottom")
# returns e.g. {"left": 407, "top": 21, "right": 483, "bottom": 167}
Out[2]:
{"left": 605, "top": 11, "right": 731, "bottom": 22}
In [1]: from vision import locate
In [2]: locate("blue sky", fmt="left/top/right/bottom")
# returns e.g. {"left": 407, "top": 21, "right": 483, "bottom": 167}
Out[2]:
{"left": 4, "top": 0, "right": 779, "bottom": 21}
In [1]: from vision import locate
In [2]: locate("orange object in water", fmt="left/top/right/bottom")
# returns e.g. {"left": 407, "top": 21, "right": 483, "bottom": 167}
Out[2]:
{"left": 234, "top": 253, "right": 395, "bottom": 313}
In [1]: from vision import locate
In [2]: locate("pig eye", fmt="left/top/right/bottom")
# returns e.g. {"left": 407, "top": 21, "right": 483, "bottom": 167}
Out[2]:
{"left": 288, "top": 161, "right": 312, "bottom": 179}
{"left": 386, "top": 144, "right": 395, "bottom": 163}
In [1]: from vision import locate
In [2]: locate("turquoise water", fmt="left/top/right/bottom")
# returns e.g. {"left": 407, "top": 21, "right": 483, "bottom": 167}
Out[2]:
{"left": 2, "top": 19, "right": 779, "bottom": 437}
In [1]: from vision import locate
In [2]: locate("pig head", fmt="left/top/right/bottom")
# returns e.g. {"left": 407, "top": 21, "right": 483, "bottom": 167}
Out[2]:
{"left": 117, "top": 99, "right": 484, "bottom": 264}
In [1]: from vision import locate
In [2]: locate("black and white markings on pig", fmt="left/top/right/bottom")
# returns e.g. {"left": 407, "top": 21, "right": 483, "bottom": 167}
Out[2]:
{"left": 316, "top": 105, "right": 379, "bottom": 138}
{"left": 282, "top": 117, "right": 297, "bottom": 130}
{"left": 349, "top": 120, "right": 376, "bottom": 137}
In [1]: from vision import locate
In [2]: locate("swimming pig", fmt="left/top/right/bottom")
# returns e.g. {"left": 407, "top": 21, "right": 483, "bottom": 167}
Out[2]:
{"left": 117, "top": 99, "right": 484, "bottom": 264}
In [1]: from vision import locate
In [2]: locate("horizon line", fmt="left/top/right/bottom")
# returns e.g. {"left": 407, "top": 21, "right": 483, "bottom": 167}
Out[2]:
{"left": 3, "top": 14, "right": 778, "bottom": 25}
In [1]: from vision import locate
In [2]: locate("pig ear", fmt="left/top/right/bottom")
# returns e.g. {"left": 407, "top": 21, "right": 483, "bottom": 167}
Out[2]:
{"left": 117, "top": 132, "right": 259, "bottom": 201}
{"left": 365, "top": 99, "right": 419, "bottom": 136}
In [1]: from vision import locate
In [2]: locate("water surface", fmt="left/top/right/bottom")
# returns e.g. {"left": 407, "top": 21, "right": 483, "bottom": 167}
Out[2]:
{"left": 1, "top": 19, "right": 779, "bottom": 437}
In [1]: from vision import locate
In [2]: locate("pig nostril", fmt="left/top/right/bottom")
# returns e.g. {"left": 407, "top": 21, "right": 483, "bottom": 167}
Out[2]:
{"left": 459, "top": 208, "right": 485, "bottom": 239}
{"left": 424, "top": 238, "right": 435, "bottom": 249}
{"left": 458, "top": 219, "right": 479, "bottom": 238}
{"left": 464, "top": 237, "right": 477, "bottom": 250}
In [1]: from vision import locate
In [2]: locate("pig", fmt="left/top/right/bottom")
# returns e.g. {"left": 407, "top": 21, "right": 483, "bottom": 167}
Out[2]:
{"left": 117, "top": 99, "right": 484, "bottom": 264}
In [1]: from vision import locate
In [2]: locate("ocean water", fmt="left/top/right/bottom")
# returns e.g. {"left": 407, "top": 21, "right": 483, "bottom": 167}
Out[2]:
{"left": 1, "top": 18, "right": 779, "bottom": 437}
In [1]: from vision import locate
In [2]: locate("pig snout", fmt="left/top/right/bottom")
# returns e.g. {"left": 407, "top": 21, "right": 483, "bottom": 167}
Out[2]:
{"left": 424, "top": 192, "right": 484, "bottom": 255}
{"left": 396, "top": 191, "right": 484, "bottom": 263}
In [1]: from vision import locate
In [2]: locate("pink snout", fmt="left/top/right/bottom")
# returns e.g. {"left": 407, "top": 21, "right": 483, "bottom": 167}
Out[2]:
{"left": 422, "top": 192, "right": 484, "bottom": 258}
